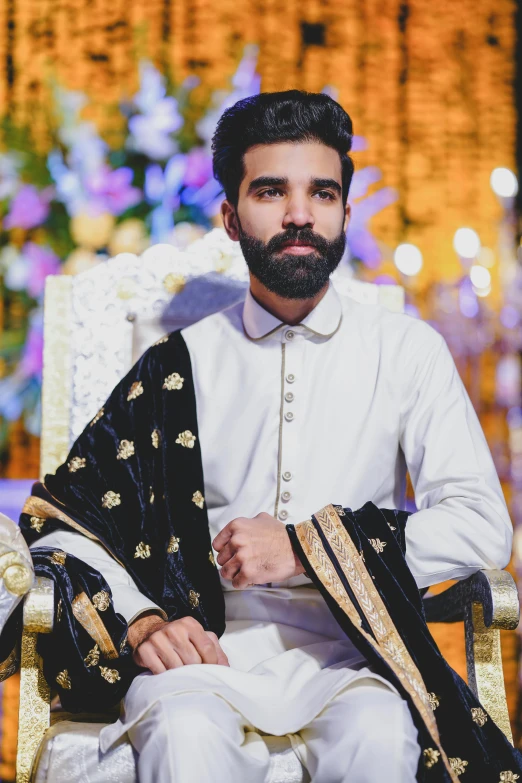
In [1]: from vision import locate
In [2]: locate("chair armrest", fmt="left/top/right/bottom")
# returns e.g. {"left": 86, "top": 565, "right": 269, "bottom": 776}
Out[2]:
{"left": 16, "top": 577, "right": 54, "bottom": 783}
{"left": 23, "top": 576, "right": 54, "bottom": 633}
{"left": 423, "top": 569, "right": 520, "bottom": 630}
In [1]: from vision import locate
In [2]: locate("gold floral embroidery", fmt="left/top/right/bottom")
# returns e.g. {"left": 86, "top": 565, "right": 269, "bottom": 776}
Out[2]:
{"left": 120, "top": 636, "right": 128, "bottom": 655}
{"left": 135, "top": 542, "right": 151, "bottom": 559}
{"left": 56, "top": 599, "right": 63, "bottom": 623}
{"left": 30, "top": 516, "right": 45, "bottom": 533}
{"left": 427, "top": 692, "right": 440, "bottom": 710}
{"left": 176, "top": 430, "right": 196, "bottom": 449}
{"left": 51, "top": 551, "right": 66, "bottom": 566}
{"left": 116, "top": 440, "right": 135, "bottom": 460}
{"left": 388, "top": 522, "right": 397, "bottom": 531}
{"left": 153, "top": 334, "right": 169, "bottom": 346}
{"left": 92, "top": 591, "right": 110, "bottom": 611}
{"left": 163, "top": 272, "right": 185, "bottom": 294}
{"left": 334, "top": 505, "right": 346, "bottom": 516}
{"left": 99, "top": 666, "right": 121, "bottom": 684}
{"left": 500, "top": 773, "right": 520, "bottom": 782}
{"left": 90, "top": 408, "right": 104, "bottom": 426}
{"left": 68, "top": 456, "right": 86, "bottom": 473}
{"left": 163, "top": 373, "right": 184, "bottom": 391}
{"left": 149, "top": 487, "right": 155, "bottom": 504}
{"left": 449, "top": 758, "right": 468, "bottom": 776}
{"left": 209, "top": 550, "right": 216, "bottom": 566}
{"left": 192, "top": 490, "right": 205, "bottom": 509}
{"left": 188, "top": 590, "right": 200, "bottom": 608}
{"left": 471, "top": 706, "right": 488, "bottom": 726}
{"left": 151, "top": 429, "right": 161, "bottom": 449}
{"left": 84, "top": 644, "right": 100, "bottom": 667}
{"left": 102, "top": 491, "right": 121, "bottom": 509}
{"left": 56, "top": 669, "right": 71, "bottom": 689}
{"left": 369, "top": 538, "right": 387, "bottom": 553}
{"left": 167, "top": 536, "right": 180, "bottom": 554}
{"left": 127, "top": 381, "right": 144, "bottom": 401}
{"left": 423, "top": 748, "right": 440, "bottom": 768}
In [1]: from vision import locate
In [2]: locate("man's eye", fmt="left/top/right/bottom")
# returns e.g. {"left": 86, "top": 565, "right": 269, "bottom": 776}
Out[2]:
{"left": 315, "top": 191, "right": 335, "bottom": 200}
{"left": 259, "top": 189, "right": 282, "bottom": 198}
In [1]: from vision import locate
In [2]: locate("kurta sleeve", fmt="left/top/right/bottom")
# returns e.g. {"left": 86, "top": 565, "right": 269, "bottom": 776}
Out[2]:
{"left": 399, "top": 325, "right": 512, "bottom": 589}
{"left": 31, "top": 530, "right": 166, "bottom": 624}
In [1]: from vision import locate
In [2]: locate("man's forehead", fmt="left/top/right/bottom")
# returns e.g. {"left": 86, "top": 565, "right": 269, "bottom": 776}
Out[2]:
{"left": 242, "top": 141, "right": 341, "bottom": 182}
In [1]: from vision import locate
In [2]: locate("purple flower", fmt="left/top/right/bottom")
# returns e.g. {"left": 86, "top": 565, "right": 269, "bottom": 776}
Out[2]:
{"left": 4, "top": 185, "right": 51, "bottom": 230}
{"left": 85, "top": 166, "right": 142, "bottom": 215}
{"left": 23, "top": 242, "right": 61, "bottom": 299}
{"left": 20, "top": 317, "right": 44, "bottom": 380}
{"left": 184, "top": 149, "right": 213, "bottom": 189}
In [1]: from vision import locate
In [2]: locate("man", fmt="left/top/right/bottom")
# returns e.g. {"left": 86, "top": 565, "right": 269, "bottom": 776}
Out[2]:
{"left": 16, "top": 90, "right": 519, "bottom": 782}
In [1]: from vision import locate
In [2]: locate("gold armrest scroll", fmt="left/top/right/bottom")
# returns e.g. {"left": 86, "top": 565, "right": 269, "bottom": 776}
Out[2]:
{"left": 16, "top": 577, "right": 54, "bottom": 783}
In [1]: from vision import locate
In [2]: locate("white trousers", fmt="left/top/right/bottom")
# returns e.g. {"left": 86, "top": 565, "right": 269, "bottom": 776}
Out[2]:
{"left": 127, "top": 677, "right": 420, "bottom": 783}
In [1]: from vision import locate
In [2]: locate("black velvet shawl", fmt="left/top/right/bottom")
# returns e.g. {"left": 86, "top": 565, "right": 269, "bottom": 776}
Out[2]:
{"left": 0, "top": 329, "right": 520, "bottom": 780}
{"left": 287, "top": 503, "right": 522, "bottom": 781}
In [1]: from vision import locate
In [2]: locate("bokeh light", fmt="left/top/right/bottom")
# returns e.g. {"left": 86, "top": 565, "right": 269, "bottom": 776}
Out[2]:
{"left": 453, "top": 228, "right": 481, "bottom": 259}
{"left": 393, "top": 243, "right": 423, "bottom": 276}
{"left": 490, "top": 167, "right": 519, "bottom": 199}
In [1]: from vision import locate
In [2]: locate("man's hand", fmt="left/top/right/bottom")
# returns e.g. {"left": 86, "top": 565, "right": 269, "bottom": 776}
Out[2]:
{"left": 129, "top": 613, "right": 229, "bottom": 674}
{"left": 212, "top": 512, "right": 305, "bottom": 588}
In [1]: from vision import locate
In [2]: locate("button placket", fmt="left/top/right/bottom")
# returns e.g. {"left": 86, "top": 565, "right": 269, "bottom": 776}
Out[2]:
{"left": 277, "top": 330, "right": 303, "bottom": 523}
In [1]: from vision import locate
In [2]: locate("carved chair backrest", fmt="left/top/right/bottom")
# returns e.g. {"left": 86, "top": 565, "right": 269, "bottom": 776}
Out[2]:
{"left": 40, "top": 240, "right": 405, "bottom": 479}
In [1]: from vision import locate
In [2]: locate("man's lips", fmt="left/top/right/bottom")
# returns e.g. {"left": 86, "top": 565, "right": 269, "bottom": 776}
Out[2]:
{"left": 278, "top": 242, "right": 317, "bottom": 255}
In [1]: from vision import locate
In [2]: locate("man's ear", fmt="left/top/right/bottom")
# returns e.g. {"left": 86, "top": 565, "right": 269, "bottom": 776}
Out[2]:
{"left": 221, "top": 200, "right": 240, "bottom": 241}
{"left": 343, "top": 203, "right": 351, "bottom": 233}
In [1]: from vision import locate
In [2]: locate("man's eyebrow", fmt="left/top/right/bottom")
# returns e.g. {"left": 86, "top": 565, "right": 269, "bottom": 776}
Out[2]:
{"left": 247, "top": 176, "right": 288, "bottom": 194}
{"left": 311, "top": 178, "right": 342, "bottom": 195}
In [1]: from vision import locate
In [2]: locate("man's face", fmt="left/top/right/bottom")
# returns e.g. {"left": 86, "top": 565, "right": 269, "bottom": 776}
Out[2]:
{"left": 222, "top": 141, "right": 350, "bottom": 300}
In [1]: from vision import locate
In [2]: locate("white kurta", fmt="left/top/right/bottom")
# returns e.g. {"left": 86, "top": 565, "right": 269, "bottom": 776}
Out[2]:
{"left": 34, "top": 282, "right": 512, "bottom": 779}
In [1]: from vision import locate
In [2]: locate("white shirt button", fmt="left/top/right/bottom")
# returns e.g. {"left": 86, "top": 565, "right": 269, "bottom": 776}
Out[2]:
{"left": 281, "top": 491, "right": 291, "bottom": 502}
{"left": 278, "top": 509, "right": 289, "bottom": 520}
{"left": 285, "top": 392, "right": 294, "bottom": 402}
{"left": 286, "top": 373, "right": 295, "bottom": 383}
{"left": 284, "top": 411, "right": 294, "bottom": 422}
{"left": 285, "top": 330, "right": 295, "bottom": 341}
{"left": 283, "top": 471, "right": 292, "bottom": 481}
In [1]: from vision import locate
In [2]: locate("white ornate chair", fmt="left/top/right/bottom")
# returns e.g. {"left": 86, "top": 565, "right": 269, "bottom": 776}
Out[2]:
{"left": 0, "top": 235, "right": 518, "bottom": 782}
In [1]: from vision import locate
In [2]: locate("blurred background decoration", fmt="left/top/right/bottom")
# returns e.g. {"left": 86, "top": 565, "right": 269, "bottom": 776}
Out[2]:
{"left": 0, "top": 0, "right": 522, "bottom": 776}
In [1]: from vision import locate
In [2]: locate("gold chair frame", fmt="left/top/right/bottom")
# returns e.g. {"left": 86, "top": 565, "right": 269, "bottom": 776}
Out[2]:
{"left": 13, "top": 274, "right": 521, "bottom": 782}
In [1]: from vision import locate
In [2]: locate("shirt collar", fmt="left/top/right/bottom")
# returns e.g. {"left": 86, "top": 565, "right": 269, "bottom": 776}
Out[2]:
{"left": 242, "top": 281, "right": 342, "bottom": 341}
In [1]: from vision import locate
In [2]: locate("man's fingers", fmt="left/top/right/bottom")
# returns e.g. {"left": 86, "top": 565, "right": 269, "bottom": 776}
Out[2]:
{"left": 212, "top": 519, "right": 240, "bottom": 551}
{"left": 134, "top": 642, "right": 167, "bottom": 675}
{"left": 220, "top": 554, "right": 242, "bottom": 581}
{"left": 216, "top": 541, "right": 236, "bottom": 567}
{"left": 206, "top": 632, "right": 230, "bottom": 667}
{"left": 189, "top": 627, "right": 219, "bottom": 664}
{"left": 152, "top": 633, "right": 186, "bottom": 669}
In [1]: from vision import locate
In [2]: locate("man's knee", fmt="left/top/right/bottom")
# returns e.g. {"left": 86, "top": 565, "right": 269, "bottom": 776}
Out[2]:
{"left": 154, "top": 691, "right": 244, "bottom": 746}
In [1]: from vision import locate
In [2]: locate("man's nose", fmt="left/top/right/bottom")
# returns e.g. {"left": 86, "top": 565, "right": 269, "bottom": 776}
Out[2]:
{"left": 282, "top": 195, "right": 315, "bottom": 229}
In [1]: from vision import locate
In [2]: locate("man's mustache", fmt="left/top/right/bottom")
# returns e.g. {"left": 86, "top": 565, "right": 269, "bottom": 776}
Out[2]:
{"left": 267, "top": 230, "right": 328, "bottom": 254}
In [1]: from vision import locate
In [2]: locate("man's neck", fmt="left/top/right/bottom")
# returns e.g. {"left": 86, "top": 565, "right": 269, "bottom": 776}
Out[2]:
{"left": 248, "top": 278, "right": 329, "bottom": 326}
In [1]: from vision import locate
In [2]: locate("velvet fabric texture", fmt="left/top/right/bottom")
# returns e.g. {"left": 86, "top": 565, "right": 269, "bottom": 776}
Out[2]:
{"left": 287, "top": 503, "right": 522, "bottom": 781}
{"left": 15, "top": 331, "right": 225, "bottom": 708}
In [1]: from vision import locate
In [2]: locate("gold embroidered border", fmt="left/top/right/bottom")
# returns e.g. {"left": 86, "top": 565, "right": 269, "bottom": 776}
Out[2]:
{"left": 295, "top": 513, "right": 458, "bottom": 783}
{"left": 72, "top": 593, "right": 118, "bottom": 660}
{"left": 23, "top": 495, "right": 125, "bottom": 568}
{"left": 0, "top": 646, "right": 18, "bottom": 681}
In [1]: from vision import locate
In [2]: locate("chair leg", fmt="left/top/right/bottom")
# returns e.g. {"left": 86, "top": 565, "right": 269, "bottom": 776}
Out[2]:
{"left": 16, "top": 632, "right": 50, "bottom": 783}
{"left": 464, "top": 601, "right": 513, "bottom": 745}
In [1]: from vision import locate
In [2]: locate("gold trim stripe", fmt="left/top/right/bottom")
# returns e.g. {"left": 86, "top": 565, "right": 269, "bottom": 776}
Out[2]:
{"left": 0, "top": 646, "right": 18, "bottom": 681}
{"left": 295, "top": 509, "right": 458, "bottom": 783}
{"left": 72, "top": 592, "right": 118, "bottom": 660}
{"left": 23, "top": 495, "right": 126, "bottom": 569}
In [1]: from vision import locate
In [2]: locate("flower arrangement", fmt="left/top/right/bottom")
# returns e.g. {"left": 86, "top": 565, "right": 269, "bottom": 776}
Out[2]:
{"left": 0, "top": 46, "right": 397, "bottom": 455}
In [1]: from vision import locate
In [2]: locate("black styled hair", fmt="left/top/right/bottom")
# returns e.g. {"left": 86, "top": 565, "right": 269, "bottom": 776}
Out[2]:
{"left": 211, "top": 90, "right": 354, "bottom": 207}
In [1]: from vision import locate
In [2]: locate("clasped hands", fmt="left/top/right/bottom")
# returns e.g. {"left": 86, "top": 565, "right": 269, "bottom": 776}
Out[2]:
{"left": 130, "top": 513, "right": 304, "bottom": 674}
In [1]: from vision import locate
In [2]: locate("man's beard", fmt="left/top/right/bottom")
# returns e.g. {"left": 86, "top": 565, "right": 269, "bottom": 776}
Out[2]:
{"left": 238, "top": 223, "right": 346, "bottom": 300}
